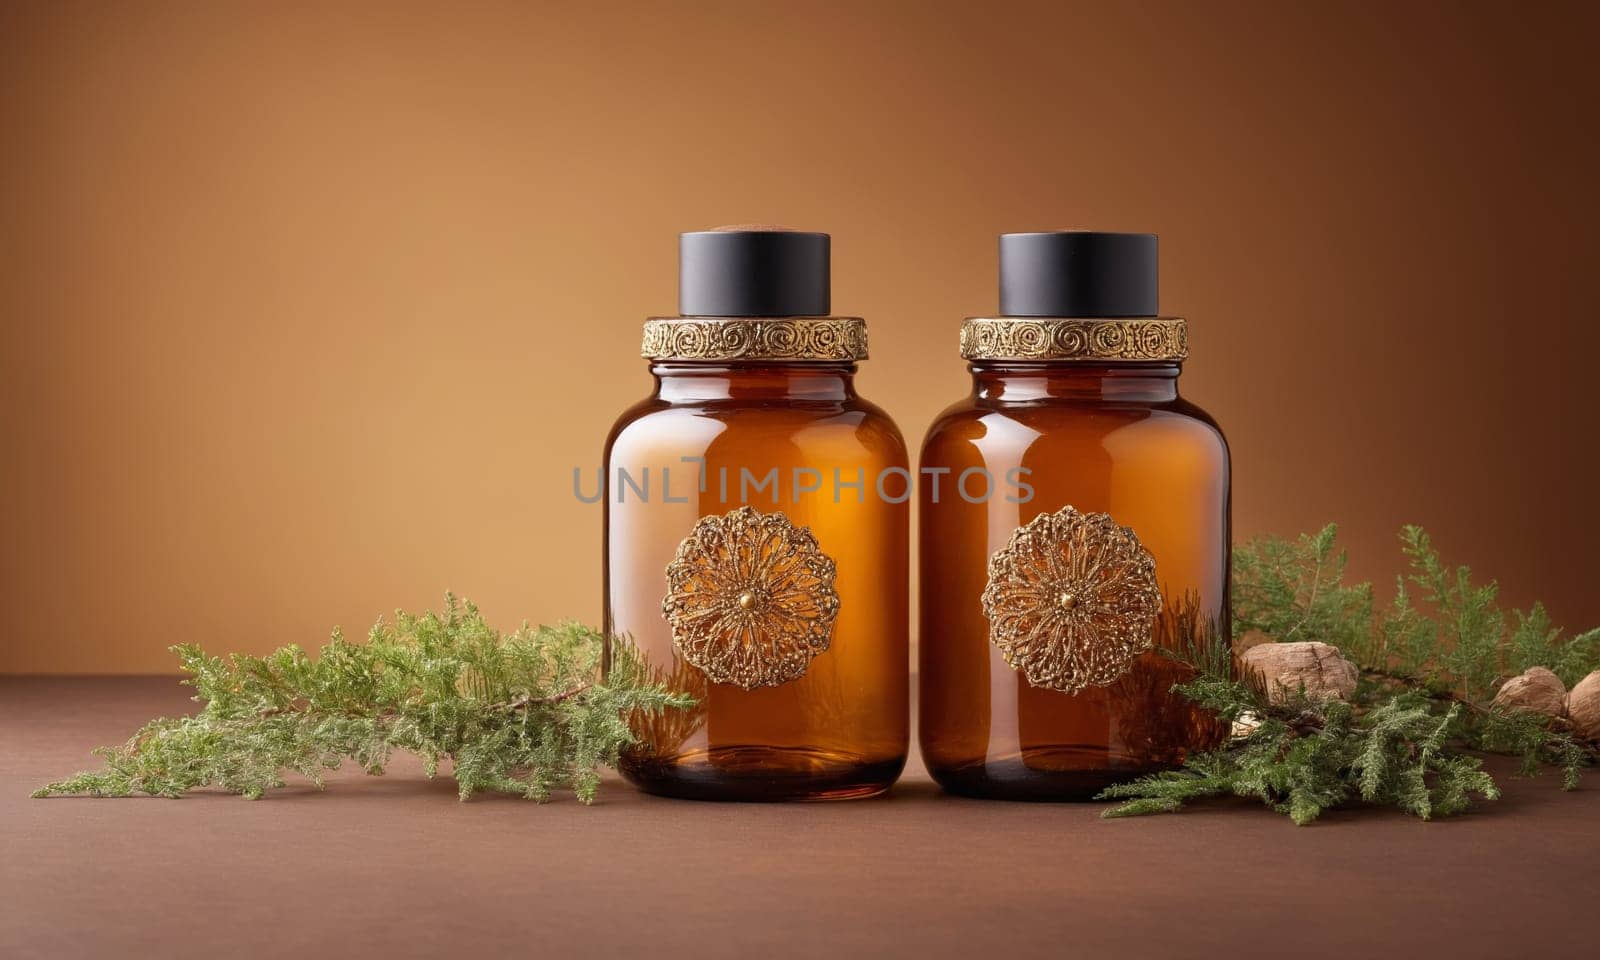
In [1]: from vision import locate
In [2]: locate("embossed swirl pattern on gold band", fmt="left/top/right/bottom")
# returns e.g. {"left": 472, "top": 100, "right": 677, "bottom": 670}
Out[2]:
{"left": 641, "top": 317, "right": 868, "bottom": 362}
{"left": 959, "top": 317, "right": 1187, "bottom": 362}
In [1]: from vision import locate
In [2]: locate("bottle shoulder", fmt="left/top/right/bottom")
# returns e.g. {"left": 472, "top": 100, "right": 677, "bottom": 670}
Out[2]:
{"left": 847, "top": 393, "right": 909, "bottom": 454}
{"left": 602, "top": 396, "right": 672, "bottom": 455}
{"left": 1165, "top": 396, "right": 1230, "bottom": 451}
{"left": 606, "top": 392, "right": 907, "bottom": 463}
{"left": 921, "top": 392, "right": 1229, "bottom": 463}
{"left": 921, "top": 397, "right": 988, "bottom": 451}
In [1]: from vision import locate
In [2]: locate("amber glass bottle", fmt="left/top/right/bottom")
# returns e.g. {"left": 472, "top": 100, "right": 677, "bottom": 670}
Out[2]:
{"left": 919, "top": 232, "right": 1230, "bottom": 800}
{"left": 604, "top": 228, "right": 908, "bottom": 801}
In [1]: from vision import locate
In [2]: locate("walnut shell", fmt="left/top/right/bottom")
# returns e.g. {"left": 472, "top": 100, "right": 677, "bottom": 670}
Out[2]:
{"left": 1491, "top": 666, "right": 1567, "bottom": 718}
{"left": 1566, "top": 671, "right": 1600, "bottom": 742}
{"left": 1240, "top": 641, "right": 1359, "bottom": 704}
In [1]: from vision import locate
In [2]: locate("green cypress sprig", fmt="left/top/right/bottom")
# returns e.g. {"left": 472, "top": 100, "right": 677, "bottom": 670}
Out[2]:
{"left": 33, "top": 596, "right": 694, "bottom": 803}
{"left": 1100, "top": 524, "right": 1599, "bottom": 825}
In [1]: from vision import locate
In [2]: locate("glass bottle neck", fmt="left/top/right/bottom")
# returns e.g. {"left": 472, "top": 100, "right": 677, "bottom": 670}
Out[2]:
{"left": 970, "top": 362, "right": 1181, "bottom": 402}
{"left": 651, "top": 362, "right": 858, "bottom": 402}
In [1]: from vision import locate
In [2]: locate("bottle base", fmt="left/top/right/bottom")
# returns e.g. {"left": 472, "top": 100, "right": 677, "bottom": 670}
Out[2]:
{"left": 928, "top": 746, "right": 1173, "bottom": 802}
{"left": 621, "top": 745, "right": 906, "bottom": 802}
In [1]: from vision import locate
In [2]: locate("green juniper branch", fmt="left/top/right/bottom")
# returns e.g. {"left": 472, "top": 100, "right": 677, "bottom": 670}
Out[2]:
{"left": 33, "top": 528, "right": 1599, "bottom": 818}
{"left": 1100, "top": 524, "right": 1599, "bottom": 825}
{"left": 33, "top": 596, "right": 694, "bottom": 803}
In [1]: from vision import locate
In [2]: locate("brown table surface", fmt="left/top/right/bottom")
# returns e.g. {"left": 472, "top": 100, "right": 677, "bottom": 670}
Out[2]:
{"left": 3, "top": 676, "right": 1596, "bottom": 959}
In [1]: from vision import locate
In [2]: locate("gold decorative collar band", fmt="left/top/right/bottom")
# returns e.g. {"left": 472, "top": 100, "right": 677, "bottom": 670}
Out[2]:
{"left": 959, "top": 317, "right": 1187, "bottom": 362}
{"left": 641, "top": 317, "right": 868, "bottom": 362}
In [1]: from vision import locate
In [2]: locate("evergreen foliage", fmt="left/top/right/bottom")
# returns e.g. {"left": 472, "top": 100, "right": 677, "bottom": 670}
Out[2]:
{"left": 33, "top": 528, "right": 1600, "bottom": 820}
{"left": 1232, "top": 524, "right": 1373, "bottom": 654}
{"left": 1101, "top": 525, "right": 1600, "bottom": 824}
{"left": 1478, "top": 709, "right": 1592, "bottom": 791}
{"left": 33, "top": 596, "right": 693, "bottom": 803}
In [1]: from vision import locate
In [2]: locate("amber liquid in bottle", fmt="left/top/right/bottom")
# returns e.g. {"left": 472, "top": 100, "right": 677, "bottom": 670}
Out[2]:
{"left": 606, "top": 362, "right": 909, "bottom": 799}
{"left": 919, "top": 362, "right": 1230, "bottom": 798}
{"left": 919, "top": 232, "right": 1229, "bottom": 800}
{"left": 603, "top": 229, "right": 908, "bottom": 800}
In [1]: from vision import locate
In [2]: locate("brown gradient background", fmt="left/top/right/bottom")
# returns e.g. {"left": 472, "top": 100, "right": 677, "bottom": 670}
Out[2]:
{"left": 2, "top": 0, "right": 1596, "bottom": 674}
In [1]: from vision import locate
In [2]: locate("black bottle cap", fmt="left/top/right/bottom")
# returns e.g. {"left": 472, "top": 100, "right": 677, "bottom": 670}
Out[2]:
{"left": 999, "top": 231, "right": 1158, "bottom": 317}
{"left": 679, "top": 226, "right": 830, "bottom": 317}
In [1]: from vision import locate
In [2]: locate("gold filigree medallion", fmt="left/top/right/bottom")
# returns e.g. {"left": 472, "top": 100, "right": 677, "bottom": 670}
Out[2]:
{"left": 981, "top": 505, "right": 1161, "bottom": 694}
{"left": 662, "top": 506, "right": 840, "bottom": 689}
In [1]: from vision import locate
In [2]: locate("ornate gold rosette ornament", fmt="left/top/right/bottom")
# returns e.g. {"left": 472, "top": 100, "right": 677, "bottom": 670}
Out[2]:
{"left": 959, "top": 317, "right": 1187, "bottom": 362}
{"left": 641, "top": 317, "right": 868, "bottom": 362}
{"left": 661, "top": 506, "right": 840, "bottom": 690}
{"left": 981, "top": 506, "right": 1162, "bottom": 694}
